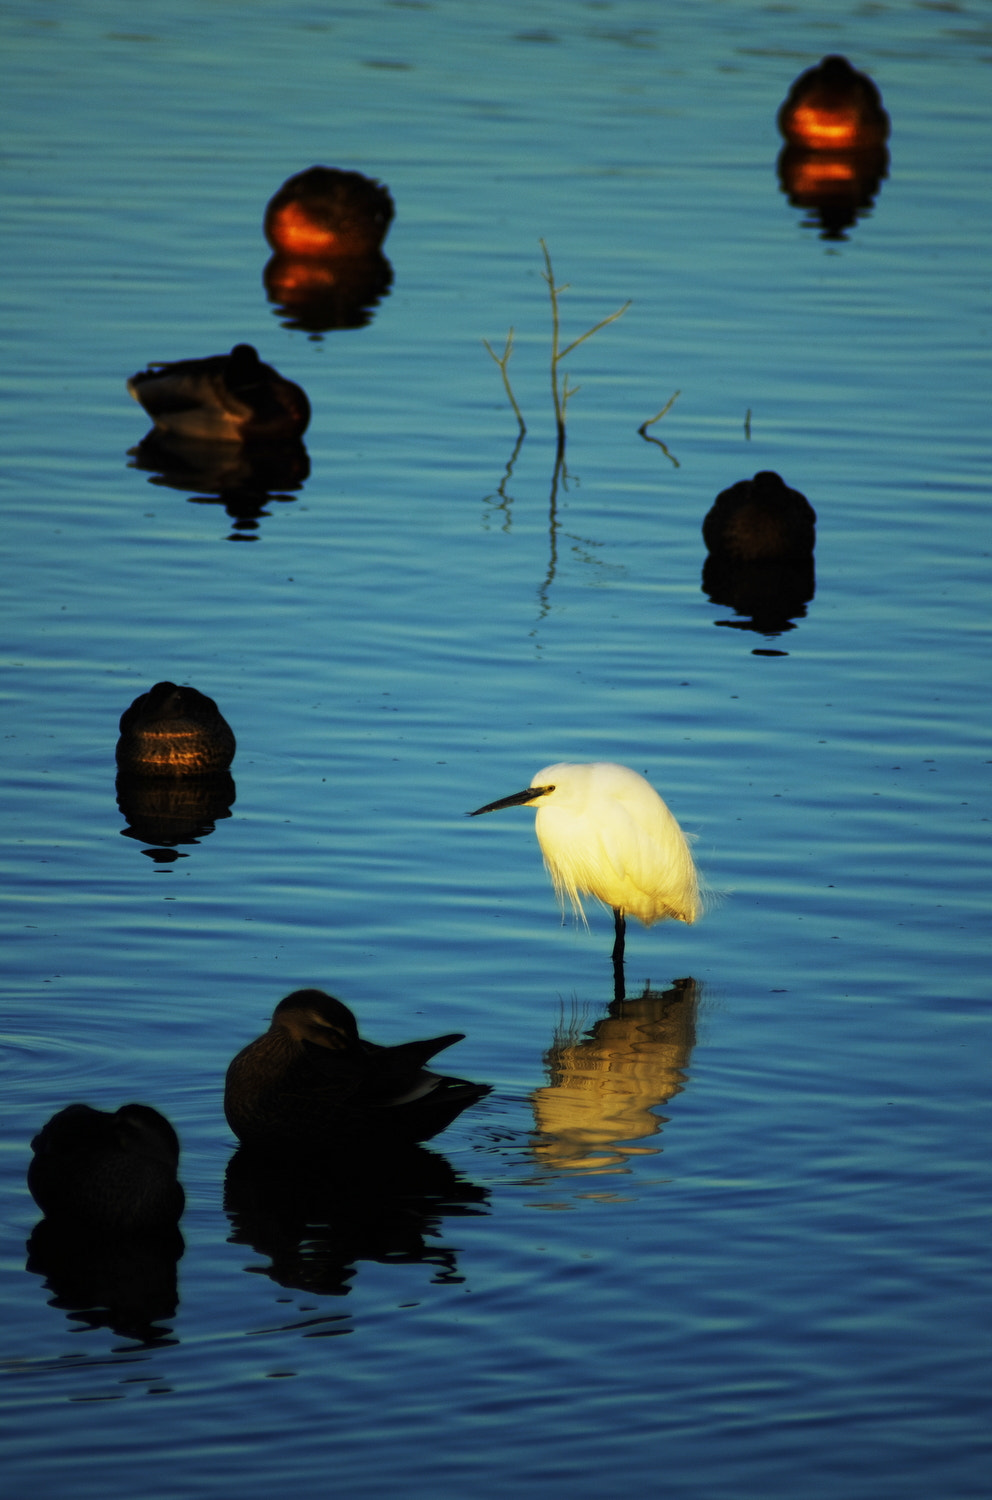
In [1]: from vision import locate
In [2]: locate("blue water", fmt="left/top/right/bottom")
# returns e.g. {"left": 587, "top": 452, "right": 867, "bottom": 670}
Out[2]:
{"left": 1, "top": 2, "right": 989, "bottom": 1496}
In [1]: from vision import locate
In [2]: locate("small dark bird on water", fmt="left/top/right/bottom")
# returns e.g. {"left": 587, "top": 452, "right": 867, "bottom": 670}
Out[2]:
{"left": 777, "top": 54, "right": 890, "bottom": 152}
{"left": 263, "top": 166, "right": 395, "bottom": 258}
{"left": 28, "top": 1102, "right": 185, "bottom": 1235}
{"left": 116, "top": 680, "right": 236, "bottom": 776}
{"left": 224, "top": 989, "right": 491, "bottom": 1153}
{"left": 702, "top": 471, "right": 816, "bottom": 563}
{"left": 126, "top": 343, "right": 310, "bottom": 444}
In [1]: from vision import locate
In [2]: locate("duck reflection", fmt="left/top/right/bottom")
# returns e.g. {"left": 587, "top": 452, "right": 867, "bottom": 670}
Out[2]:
{"left": 262, "top": 166, "right": 395, "bottom": 336}
{"left": 263, "top": 249, "right": 393, "bottom": 335}
{"left": 26, "top": 1218, "right": 183, "bottom": 1343}
{"left": 776, "top": 56, "right": 890, "bottom": 240}
{"left": 701, "top": 471, "right": 816, "bottom": 639}
{"left": 530, "top": 977, "right": 698, "bottom": 1175}
{"left": 25, "top": 1101, "right": 185, "bottom": 1343}
{"left": 115, "top": 682, "right": 237, "bottom": 858}
{"left": 116, "top": 768, "right": 236, "bottom": 858}
{"left": 224, "top": 1141, "right": 489, "bottom": 1299}
{"left": 777, "top": 143, "right": 889, "bottom": 240}
{"left": 128, "top": 429, "right": 310, "bottom": 539}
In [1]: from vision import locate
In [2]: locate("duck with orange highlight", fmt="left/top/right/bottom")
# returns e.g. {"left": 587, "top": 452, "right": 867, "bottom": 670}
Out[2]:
{"left": 778, "top": 55, "right": 890, "bottom": 151}
{"left": 116, "top": 681, "right": 236, "bottom": 776}
{"left": 127, "top": 344, "right": 310, "bottom": 444}
{"left": 264, "top": 166, "right": 394, "bottom": 259}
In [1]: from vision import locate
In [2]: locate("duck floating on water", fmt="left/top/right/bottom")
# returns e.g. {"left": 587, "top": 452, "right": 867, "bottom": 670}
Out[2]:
{"left": 127, "top": 344, "right": 310, "bottom": 444}
{"left": 778, "top": 55, "right": 890, "bottom": 151}
{"left": 224, "top": 989, "right": 491, "bottom": 1154}
{"left": 116, "top": 680, "right": 236, "bottom": 776}
{"left": 264, "top": 166, "right": 395, "bottom": 258}
{"left": 28, "top": 1102, "right": 185, "bottom": 1235}
{"left": 702, "top": 471, "right": 816, "bottom": 563}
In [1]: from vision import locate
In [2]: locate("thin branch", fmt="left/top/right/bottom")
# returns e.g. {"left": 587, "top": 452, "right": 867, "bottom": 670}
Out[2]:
{"left": 539, "top": 239, "right": 630, "bottom": 458}
{"left": 637, "top": 390, "right": 682, "bottom": 469}
{"left": 482, "top": 327, "right": 526, "bottom": 436}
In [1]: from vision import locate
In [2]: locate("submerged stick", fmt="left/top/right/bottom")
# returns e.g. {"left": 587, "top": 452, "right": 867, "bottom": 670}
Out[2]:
{"left": 638, "top": 390, "right": 682, "bottom": 468}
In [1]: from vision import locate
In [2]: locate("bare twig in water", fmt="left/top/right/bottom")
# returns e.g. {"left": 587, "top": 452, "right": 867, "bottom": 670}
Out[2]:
{"left": 540, "top": 239, "right": 630, "bottom": 459}
{"left": 744, "top": 407, "right": 752, "bottom": 441}
{"left": 637, "top": 390, "right": 681, "bottom": 469}
{"left": 482, "top": 327, "right": 526, "bottom": 436}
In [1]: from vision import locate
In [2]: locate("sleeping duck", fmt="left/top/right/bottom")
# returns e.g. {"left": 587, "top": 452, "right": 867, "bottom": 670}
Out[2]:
{"left": 126, "top": 343, "right": 310, "bottom": 444}
{"left": 28, "top": 1102, "right": 185, "bottom": 1235}
{"left": 702, "top": 471, "right": 816, "bottom": 563}
{"left": 116, "top": 680, "right": 236, "bottom": 776}
{"left": 224, "top": 989, "right": 491, "bottom": 1154}
{"left": 778, "top": 55, "right": 890, "bottom": 151}
{"left": 264, "top": 166, "right": 395, "bottom": 258}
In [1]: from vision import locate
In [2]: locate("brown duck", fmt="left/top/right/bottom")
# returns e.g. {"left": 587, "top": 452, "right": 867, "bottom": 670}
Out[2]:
{"left": 264, "top": 166, "right": 395, "bottom": 258}
{"left": 224, "top": 989, "right": 491, "bottom": 1153}
{"left": 28, "top": 1102, "right": 185, "bottom": 1234}
{"left": 127, "top": 343, "right": 310, "bottom": 444}
{"left": 702, "top": 471, "right": 816, "bottom": 563}
{"left": 116, "top": 681, "right": 236, "bottom": 776}
{"left": 778, "top": 55, "right": 890, "bottom": 152}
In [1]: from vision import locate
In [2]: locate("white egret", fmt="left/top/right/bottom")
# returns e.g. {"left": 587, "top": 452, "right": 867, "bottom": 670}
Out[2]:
{"left": 470, "top": 762, "right": 700, "bottom": 997}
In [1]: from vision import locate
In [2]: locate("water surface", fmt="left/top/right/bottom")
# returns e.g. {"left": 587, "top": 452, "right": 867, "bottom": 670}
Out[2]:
{"left": 1, "top": 3, "right": 989, "bottom": 1497}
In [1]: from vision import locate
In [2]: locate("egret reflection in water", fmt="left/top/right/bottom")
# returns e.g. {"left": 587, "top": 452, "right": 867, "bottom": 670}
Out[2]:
{"left": 530, "top": 977, "right": 699, "bottom": 1176}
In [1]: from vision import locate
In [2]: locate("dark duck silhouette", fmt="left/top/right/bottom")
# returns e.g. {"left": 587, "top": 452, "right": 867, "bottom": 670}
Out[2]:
{"left": 116, "top": 680, "right": 236, "bottom": 776}
{"left": 778, "top": 55, "right": 890, "bottom": 151}
{"left": 702, "top": 471, "right": 816, "bottom": 563}
{"left": 264, "top": 166, "right": 394, "bottom": 258}
{"left": 28, "top": 1103, "right": 185, "bottom": 1235}
{"left": 224, "top": 989, "right": 491, "bottom": 1154}
{"left": 126, "top": 343, "right": 310, "bottom": 444}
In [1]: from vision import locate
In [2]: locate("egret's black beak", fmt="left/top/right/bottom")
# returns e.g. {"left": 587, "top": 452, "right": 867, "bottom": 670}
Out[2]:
{"left": 468, "top": 784, "right": 555, "bottom": 817}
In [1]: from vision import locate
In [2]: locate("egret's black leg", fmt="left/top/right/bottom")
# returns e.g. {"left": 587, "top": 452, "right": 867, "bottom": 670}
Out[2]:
{"left": 612, "top": 907, "right": 626, "bottom": 1003}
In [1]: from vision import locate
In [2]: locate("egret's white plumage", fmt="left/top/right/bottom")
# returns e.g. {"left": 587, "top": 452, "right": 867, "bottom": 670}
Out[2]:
{"left": 525, "top": 762, "right": 700, "bottom": 927}
{"left": 470, "top": 762, "right": 700, "bottom": 991}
